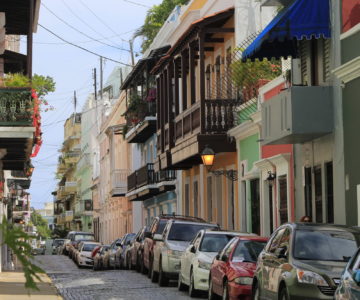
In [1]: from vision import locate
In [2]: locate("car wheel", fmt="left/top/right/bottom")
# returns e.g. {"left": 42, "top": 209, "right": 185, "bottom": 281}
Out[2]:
{"left": 208, "top": 276, "right": 218, "bottom": 300}
{"left": 136, "top": 254, "right": 141, "bottom": 272}
{"left": 148, "top": 257, "right": 153, "bottom": 279}
{"left": 222, "top": 280, "right": 229, "bottom": 300}
{"left": 127, "top": 254, "right": 132, "bottom": 270}
{"left": 140, "top": 253, "right": 147, "bottom": 275}
{"left": 158, "top": 258, "right": 169, "bottom": 287}
{"left": 150, "top": 259, "right": 159, "bottom": 283}
{"left": 178, "top": 273, "right": 187, "bottom": 291}
{"left": 189, "top": 270, "right": 198, "bottom": 297}
{"left": 279, "top": 287, "right": 289, "bottom": 300}
{"left": 252, "top": 281, "right": 261, "bottom": 300}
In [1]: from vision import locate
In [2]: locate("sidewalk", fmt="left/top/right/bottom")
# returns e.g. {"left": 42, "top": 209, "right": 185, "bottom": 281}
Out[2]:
{"left": 0, "top": 271, "right": 62, "bottom": 300}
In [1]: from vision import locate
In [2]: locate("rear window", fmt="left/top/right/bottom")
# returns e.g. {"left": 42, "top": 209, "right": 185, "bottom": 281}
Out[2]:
{"left": 168, "top": 224, "right": 215, "bottom": 242}
{"left": 200, "top": 234, "right": 235, "bottom": 252}
{"left": 294, "top": 230, "right": 360, "bottom": 262}
{"left": 75, "top": 234, "right": 94, "bottom": 241}
{"left": 232, "top": 240, "right": 267, "bottom": 262}
{"left": 82, "top": 244, "right": 99, "bottom": 252}
{"left": 155, "top": 221, "right": 167, "bottom": 234}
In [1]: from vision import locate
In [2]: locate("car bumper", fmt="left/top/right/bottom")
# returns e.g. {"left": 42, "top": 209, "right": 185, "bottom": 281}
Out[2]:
{"left": 78, "top": 257, "right": 93, "bottom": 267}
{"left": 288, "top": 282, "right": 336, "bottom": 300}
{"left": 194, "top": 267, "right": 210, "bottom": 291}
{"left": 163, "top": 255, "right": 181, "bottom": 276}
{"left": 228, "top": 282, "right": 252, "bottom": 300}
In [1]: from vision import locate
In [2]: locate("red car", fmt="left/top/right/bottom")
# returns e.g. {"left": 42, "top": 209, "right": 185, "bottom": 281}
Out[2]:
{"left": 208, "top": 236, "right": 268, "bottom": 300}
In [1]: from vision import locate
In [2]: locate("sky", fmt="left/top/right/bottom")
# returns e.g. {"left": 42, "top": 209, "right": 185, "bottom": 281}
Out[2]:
{"left": 28, "top": 0, "right": 162, "bottom": 209}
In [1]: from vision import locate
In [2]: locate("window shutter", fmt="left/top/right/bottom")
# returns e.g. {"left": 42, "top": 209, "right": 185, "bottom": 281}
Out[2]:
{"left": 323, "top": 39, "right": 331, "bottom": 82}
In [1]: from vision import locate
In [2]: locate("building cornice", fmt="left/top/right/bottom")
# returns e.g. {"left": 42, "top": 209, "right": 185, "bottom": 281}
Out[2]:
{"left": 340, "top": 23, "right": 360, "bottom": 40}
{"left": 333, "top": 56, "right": 360, "bottom": 84}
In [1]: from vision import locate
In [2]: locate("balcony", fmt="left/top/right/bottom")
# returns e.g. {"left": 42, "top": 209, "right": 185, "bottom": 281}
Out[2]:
{"left": 57, "top": 186, "right": 66, "bottom": 200}
{"left": 0, "top": 87, "right": 36, "bottom": 170}
{"left": 111, "top": 169, "right": 130, "bottom": 197}
{"left": 74, "top": 200, "right": 93, "bottom": 217}
{"left": 127, "top": 163, "right": 176, "bottom": 201}
{"left": 126, "top": 115, "right": 157, "bottom": 143}
{"left": 64, "top": 210, "right": 73, "bottom": 222}
{"left": 64, "top": 151, "right": 80, "bottom": 165}
{"left": 262, "top": 86, "right": 333, "bottom": 145}
{"left": 64, "top": 181, "right": 77, "bottom": 193}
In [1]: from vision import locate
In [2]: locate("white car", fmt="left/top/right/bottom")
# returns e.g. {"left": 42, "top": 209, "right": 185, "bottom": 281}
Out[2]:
{"left": 151, "top": 219, "right": 218, "bottom": 287}
{"left": 76, "top": 242, "right": 101, "bottom": 268}
{"left": 178, "top": 229, "right": 252, "bottom": 297}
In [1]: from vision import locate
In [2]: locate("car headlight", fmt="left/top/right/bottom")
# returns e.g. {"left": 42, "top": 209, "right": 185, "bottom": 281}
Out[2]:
{"left": 167, "top": 249, "right": 182, "bottom": 257}
{"left": 234, "top": 277, "right": 253, "bottom": 285}
{"left": 198, "top": 260, "right": 212, "bottom": 270}
{"left": 297, "top": 269, "right": 328, "bottom": 286}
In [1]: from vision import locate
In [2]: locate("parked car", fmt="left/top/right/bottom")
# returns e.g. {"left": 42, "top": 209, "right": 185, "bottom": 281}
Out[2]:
{"left": 75, "top": 242, "right": 101, "bottom": 268}
{"left": 66, "top": 231, "right": 95, "bottom": 258}
{"left": 335, "top": 247, "right": 360, "bottom": 299}
{"left": 252, "top": 223, "right": 360, "bottom": 300}
{"left": 52, "top": 239, "right": 66, "bottom": 255}
{"left": 208, "top": 236, "right": 268, "bottom": 300}
{"left": 151, "top": 218, "right": 218, "bottom": 287}
{"left": 70, "top": 238, "right": 94, "bottom": 260}
{"left": 128, "top": 226, "right": 148, "bottom": 272}
{"left": 93, "top": 245, "right": 110, "bottom": 271}
{"left": 103, "top": 238, "right": 123, "bottom": 269}
{"left": 31, "top": 245, "right": 45, "bottom": 255}
{"left": 178, "top": 229, "right": 252, "bottom": 297}
{"left": 143, "top": 214, "right": 208, "bottom": 277}
{"left": 115, "top": 233, "right": 136, "bottom": 269}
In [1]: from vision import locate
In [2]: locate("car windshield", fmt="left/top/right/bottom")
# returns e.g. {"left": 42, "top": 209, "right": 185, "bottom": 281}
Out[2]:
{"left": 156, "top": 221, "right": 167, "bottom": 234}
{"left": 124, "top": 234, "right": 136, "bottom": 244}
{"left": 82, "top": 244, "right": 99, "bottom": 252}
{"left": 75, "top": 234, "right": 94, "bottom": 241}
{"left": 199, "top": 234, "right": 235, "bottom": 252}
{"left": 294, "top": 230, "right": 360, "bottom": 262}
{"left": 232, "top": 240, "right": 267, "bottom": 262}
{"left": 168, "top": 224, "right": 215, "bottom": 242}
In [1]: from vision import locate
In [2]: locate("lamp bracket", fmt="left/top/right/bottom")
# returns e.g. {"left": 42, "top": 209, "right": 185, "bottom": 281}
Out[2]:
{"left": 210, "top": 169, "right": 238, "bottom": 181}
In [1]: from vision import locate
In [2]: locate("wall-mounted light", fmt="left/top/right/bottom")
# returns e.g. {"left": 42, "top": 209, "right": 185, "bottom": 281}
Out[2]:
{"left": 266, "top": 171, "right": 276, "bottom": 186}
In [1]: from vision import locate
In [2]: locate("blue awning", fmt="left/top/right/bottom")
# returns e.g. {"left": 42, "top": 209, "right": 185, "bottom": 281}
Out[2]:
{"left": 242, "top": 0, "right": 331, "bottom": 60}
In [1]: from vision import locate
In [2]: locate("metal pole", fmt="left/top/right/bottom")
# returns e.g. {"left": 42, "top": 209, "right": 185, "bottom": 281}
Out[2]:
{"left": 93, "top": 68, "right": 97, "bottom": 100}
{"left": 100, "top": 57, "right": 103, "bottom": 99}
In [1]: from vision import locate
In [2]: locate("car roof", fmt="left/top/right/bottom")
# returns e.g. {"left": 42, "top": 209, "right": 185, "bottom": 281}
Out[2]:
{"left": 157, "top": 214, "right": 206, "bottom": 223}
{"left": 201, "top": 230, "right": 253, "bottom": 236}
{"left": 232, "top": 236, "right": 268, "bottom": 242}
{"left": 82, "top": 241, "right": 101, "bottom": 245}
{"left": 289, "top": 223, "right": 360, "bottom": 233}
{"left": 73, "top": 232, "right": 94, "bottom": 235}
{"left": 168, "top": 219, "right": 217, "bottom": 226}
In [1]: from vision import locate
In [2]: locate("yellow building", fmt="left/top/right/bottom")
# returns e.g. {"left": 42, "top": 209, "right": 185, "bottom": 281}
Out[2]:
{"left": 55, "top": 113, "right": 81, "bottom": 229}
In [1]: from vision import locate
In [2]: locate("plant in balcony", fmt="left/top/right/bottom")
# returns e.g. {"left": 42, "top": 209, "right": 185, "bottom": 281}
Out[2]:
{"left": 231, "top": 51, "right": 282, "bottom": 102}
{"left": 125, "top": 93, "right": 147, "bottom": 125}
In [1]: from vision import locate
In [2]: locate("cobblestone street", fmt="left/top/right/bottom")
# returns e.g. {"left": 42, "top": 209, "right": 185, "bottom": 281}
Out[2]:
{"left": 34, "top": 255, "right": 204, "bottom": 300}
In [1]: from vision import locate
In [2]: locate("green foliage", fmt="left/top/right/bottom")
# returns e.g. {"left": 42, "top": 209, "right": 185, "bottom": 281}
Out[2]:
{"left": 135, "top": 0, "right": 190, "bottom": 52}
{"left": 31, "top": 212, "right": 51, "bottom": 240}
{"left": 231, "top": 55, "right": 282, "bottom": 91}
{"left": 51, "top": 227, "right": 69, "bottom": 239}
{"left": 125, "top": 93, "right": 147, "bottom": 122}
{"left": 0, "top": 218, "right": 45, "bottom": 290}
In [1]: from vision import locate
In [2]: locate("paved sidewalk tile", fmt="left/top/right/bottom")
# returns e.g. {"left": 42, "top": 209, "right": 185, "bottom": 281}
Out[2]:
{"left": 0, "top": 271, "right": 62, "bottom": 300}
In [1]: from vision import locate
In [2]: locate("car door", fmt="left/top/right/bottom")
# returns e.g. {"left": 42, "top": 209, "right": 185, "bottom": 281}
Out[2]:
{"left": 153, "top": 222, "right": 169, "bottom": 272}
{"left": 183, "top": 232, "right": 202, "bottom": 284}
{"left": 144, "top": 219, "right": 158, "bottom": 268}
{"left": 212, "top": 238, "right": 237, "bottom": 295}
{"left": 109, "top": 240, "right": 119, "bottom": 266}
{"left": 337, "top": 249, "right": 360, "bottom": 299}
{"left": 261, "top": 227, "right": 286, "bottom": 299}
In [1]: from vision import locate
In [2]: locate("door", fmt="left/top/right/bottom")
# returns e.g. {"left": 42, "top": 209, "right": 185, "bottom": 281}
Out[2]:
{"left": 304, "top": 167, "right": 312, "bottom": 218}
{"left": 314, "top": 166, "right": 323, "bottom": 223}
{"left": 250, "top": 179, "right": 260, "bottom": 235}
{"left": 278, "top": 176, "right": 288, "bottom": 225}
{"left": 183, "top": 233, "right": 201, "bottom": 284}
{"left": 325, "top": 162, "right": 334, "bottom": 223}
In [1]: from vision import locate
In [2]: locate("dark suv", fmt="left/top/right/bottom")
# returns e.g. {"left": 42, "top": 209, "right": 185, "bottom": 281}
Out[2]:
{"left": 142, "top": 214, "right": 208, "bottom": 277}
{"left": 252, "top": 223, "right": 360, "bottom": 300}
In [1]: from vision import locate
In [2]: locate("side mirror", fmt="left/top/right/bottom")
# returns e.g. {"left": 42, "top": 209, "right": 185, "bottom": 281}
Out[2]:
{"left": 144, "top": 232, "right": 152, "bottom": 239}
{"left": 353, "top": 270, "right": 360, "bottom": 285}
{"left": 275, "top": 247, "right": 288, "bottom": 259}
{"left": 190, "top": 245, "right": 196, "bottom": 254}
{"left": 221, "top": 255, "right": 228, "bottom": 262}
{"left": 153, "top": 234, "right": 163, "bottom": 242}
{"left": 215, "top": 253, "right": 221, "bottom": 260}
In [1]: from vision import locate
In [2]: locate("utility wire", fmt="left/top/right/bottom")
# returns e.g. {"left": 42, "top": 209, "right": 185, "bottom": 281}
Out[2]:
{"left": 41, "top": 3, "right": 130, "bottom": 52}
{"left": 61, "top": 0, "right": 123, "bottom": 48}
{"left": 38, "top": 24, "right": 131, "bottom": 66}
{"left": 123, "top": 0, "right": 152, "bottom": 8}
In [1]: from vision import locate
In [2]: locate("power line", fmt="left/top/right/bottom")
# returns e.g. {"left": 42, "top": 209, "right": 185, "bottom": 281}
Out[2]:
{"left": 123, "top": 0, "right": 152, "bottom": 8}
{"left": 41, "top": 3, "right": 130, "bottom": 52}
{"left": 61, "top": 0, "right": 123, "bottom": 49}
{"left": 38, "top": 24, "right": 131, "bottom": 66}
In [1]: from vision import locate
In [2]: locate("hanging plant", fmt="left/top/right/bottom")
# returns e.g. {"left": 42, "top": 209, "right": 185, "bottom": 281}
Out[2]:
{"left": 125, "top": 93, "right": 147, "bottom": 125}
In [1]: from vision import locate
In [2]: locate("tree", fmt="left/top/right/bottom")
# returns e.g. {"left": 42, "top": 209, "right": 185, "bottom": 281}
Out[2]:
{"left": 30, "top": 211, "right": 51, "bottom": 240}
{"left": 135, "top": 0, "right": 190, "bottom": 52}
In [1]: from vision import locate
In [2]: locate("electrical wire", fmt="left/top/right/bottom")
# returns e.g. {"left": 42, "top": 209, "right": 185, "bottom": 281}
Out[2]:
{"left": 122, "top": 0, "right": 152, "bottom": 8}
{"left": 40, "top": 3, "right": 131, "bottom": 52}
{"left": 38, "top": 24, "right": 131, "bottom": 66}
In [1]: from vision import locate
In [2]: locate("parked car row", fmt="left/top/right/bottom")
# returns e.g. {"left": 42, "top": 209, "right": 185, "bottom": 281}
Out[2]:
{"left": 61, "top": 221, "right": 360, "bottom": 299}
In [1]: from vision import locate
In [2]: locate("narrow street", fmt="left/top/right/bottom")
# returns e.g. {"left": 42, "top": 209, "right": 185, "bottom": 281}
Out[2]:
{"left": 34, "top": 255, "right": 203, "bottom": 300}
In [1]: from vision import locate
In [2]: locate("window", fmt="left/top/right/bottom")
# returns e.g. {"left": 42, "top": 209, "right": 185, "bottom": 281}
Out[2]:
{"left": 155, "top": 220, "right": 167, "bottom": 234}
{"left": 232, "top": 240, "right": 267, "bottom": 262}
{"left": 206, "top": 65, "right": 211, "bottom": 99}
{"left": 268, "top": 228, "right": 286, "bottom": 254}
{"left": 278, "top": 176, "right": 288, "bottom": 225}
{"left": 326, "top": 162, "right": 334, "bottom": 223}
{"left": 226, "top": 47, "right": 232, "bottom": 98}
{"left": 216, "top": 176, "right": 223, "bottom": 227}
{"left": 250, "top": 179, "right": 260, "bottom": 235}
{"left": 304, "top": 167, "right": 312, "bottom": 218}
{"left": 207, "top": 176, "right": 213, "bottom": 222}
{"left": 227, "top": 177, "right": 235, "bottom": 230}
{"left": 194, "top": 181, "right": 199, "bottom": 216}
{"left": 200, "top": 234, "right": 235, "bottom": 253}
{"left": 193, "top": 234, "right": 202, "bottom": 250}
{"left": 215, "top": 56, "right": 222, "bottom": 98}
{"left": 82, "top": 243, "right": 99, "bottom": 252}
{"left": 167, "top": 223, "right": 215, "bottom": 242}
{"left": 185, "top": 183, "right": 190, "bottom": 216}
{"left": 314, "top": 166, "right": 323, "bottom": 223}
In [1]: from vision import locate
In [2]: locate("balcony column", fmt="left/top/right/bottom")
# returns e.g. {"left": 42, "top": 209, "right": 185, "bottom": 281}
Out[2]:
{"left": 160, "top": 73, "right": 165, "bottom": 153}
{"left": 174, "top": 58, "right": 180, "bottom": 117}
{"left": 189, "top": 43, "right": 196, "bottom": 105}
{"left": 156, "top": 77, "right": 161, "bottom": 131}
{"left": 27, "top": 0, "right": 34, "bottom": 78}
{"left": 181, "top": 50, "right": 188, "bottom": 112}
{"left": 164, "top": 68, "right": 168, "bottom": 125}
{"left": 199, "top": 32, "right": 206, "bottom": 134}
{"left": 168, "top": 60, "right": 174, "bottom": 148}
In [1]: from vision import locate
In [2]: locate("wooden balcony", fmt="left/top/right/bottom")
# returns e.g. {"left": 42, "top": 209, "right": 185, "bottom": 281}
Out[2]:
{"left": 127, "top": 163, "right": 176, "bottom": 201}
{"left": 111, "top": 169, "right": 130, "bottom": 197}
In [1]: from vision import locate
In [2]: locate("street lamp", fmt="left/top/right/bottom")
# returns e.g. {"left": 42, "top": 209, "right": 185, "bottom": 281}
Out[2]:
{"left": 201, "top": 146, "right": 238, "bottom": 181}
